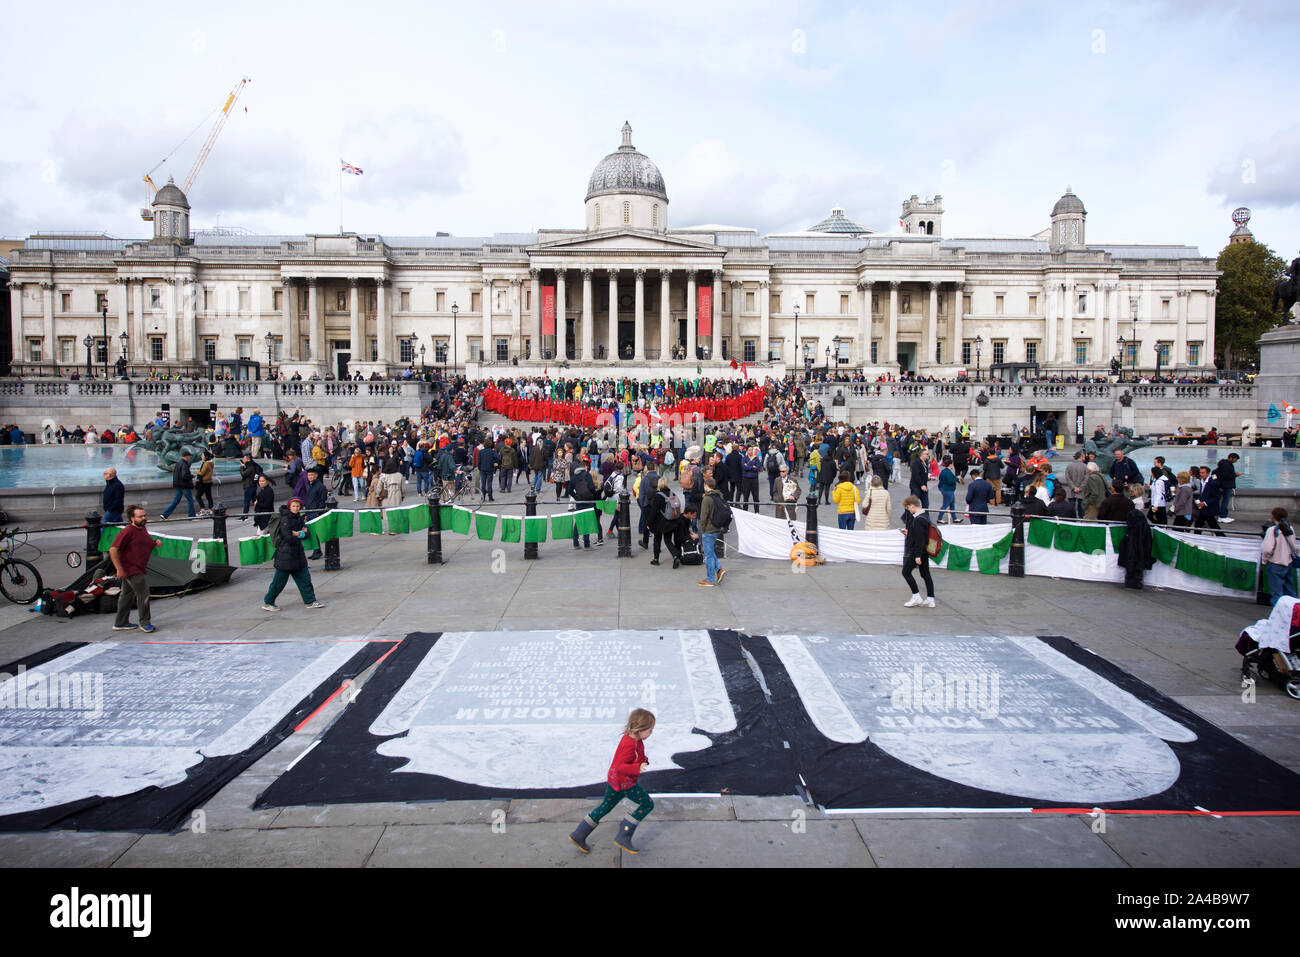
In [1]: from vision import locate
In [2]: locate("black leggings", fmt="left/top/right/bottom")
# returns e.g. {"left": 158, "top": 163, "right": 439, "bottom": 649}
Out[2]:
{"left": 903, "top": 554, "right": 934, "bottom": 597}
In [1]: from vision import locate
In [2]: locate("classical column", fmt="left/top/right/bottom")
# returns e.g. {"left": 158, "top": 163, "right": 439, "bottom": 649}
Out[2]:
{"left": 484, "top": 278, "right": 495, "bottom": 360}
{"left": 581, "top": 268, "right": 594, "bottom": 361}
{"left": 528, "top": 268, "right": 540, "bottom": 360}
{"left": 1175, "top": 288, "right": 1188, "bottom": 370}
{"left": 1043, "top": 280, "right": 1056, "bottom": 365}
{"left": 1061, "top": 280, "right": 1074, "bottom": 364}
{"left": 607, "top": 268, "right": 619, "bottom": 360}
{"left": 9, "top": 282, "right": 22, "bottom": 367}
{"left": 887, "top": 281, "right": 899, "bottom": 364}
{"left": 686, "top": 272, "right": 697, "bottom": 359}
{"left": 376, "top": 278, "right": 390, "bottom": 365}
{"left": 856, "top": 281, "right": 871, "bottom": 366}
{"left": 280, "top": 279, "right": 294, "bottom": 361}
{"left": 511, "top": 278, "right": 523, "bottom": 360}
{"left": 116, "top": 277, "right": 130, "bottom": 345}
{"left": 348, "top": 278, "right": 361, "bottom": 364}
{"left": 660, "top": 269, "right": 671, "bottom": 361}
{"left": 132, "top": 280, "right": 146, "bottom": 360}
{"left": 1094, "top": 282, "right": 1107, "bottom": 365}
{"left": 711, "top": 270, "right": 723, "bottom": 360}
{"left": 634, "top": 268, "right": 646, "bottom": 361}
{"left": 952, "top": 282, "right": 964, "bottom": 366}
{"left": 730, "top": 279, "right": 742, "bottom": 361}
{"left": 555, "top": 268, "right": 567, "bottom": 360}
{"left": 307, "top": 279, "right": 320, "bottom": 365}
{"left": 927, "top": 281, "right": 939, "bottom": 366}
{"left": 183, "top": 279, "right": 198, "bottom": 361}
{"left": 759, "top": 279, "right": 771, "bottom": 363}
{"left": 1205, "top": 288, "right": 1218, "bottom": 366}
{"left": 165, "top": 278, "right": 179, "bottom": 361}
{"left": 41, "top": 281, "right": 54, "bottom": 364}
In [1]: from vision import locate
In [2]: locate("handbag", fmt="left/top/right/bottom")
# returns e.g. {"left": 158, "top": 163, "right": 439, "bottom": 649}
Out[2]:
{"left": 862, "top": 492, "right": 872, "bottom": 517}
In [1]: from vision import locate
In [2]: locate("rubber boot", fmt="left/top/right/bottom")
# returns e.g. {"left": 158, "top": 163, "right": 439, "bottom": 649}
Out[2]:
{"left": 614, "top": 817, "right": 641, "bottom": 854}
{"left": 568, "top": 816, "right": 597, "bottom": 854}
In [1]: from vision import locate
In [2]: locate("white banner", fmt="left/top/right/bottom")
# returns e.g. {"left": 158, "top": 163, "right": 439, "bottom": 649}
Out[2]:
{"left": 730, "top": 510, "right": 1257, "bottom": 599}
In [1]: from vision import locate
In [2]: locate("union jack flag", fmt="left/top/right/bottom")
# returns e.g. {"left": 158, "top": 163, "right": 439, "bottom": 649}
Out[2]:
{"left": 341, "top": 160, "right": 363, "bottom": 175}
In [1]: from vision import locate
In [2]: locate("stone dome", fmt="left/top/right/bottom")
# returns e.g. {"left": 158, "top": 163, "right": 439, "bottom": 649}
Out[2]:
{"left": 1051, "top": 186, "right": 1085, "bottom": 217}
{"left": 153, "top": 176, "right": 190, "bottom": 209}
{"left": 585, "top": 122, "right": 668, "bottom": 203}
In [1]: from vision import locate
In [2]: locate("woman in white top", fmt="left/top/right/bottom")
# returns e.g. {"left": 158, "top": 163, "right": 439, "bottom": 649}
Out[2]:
{"left": 1261, "top": 507, "right": 1298, "bottom": 606}
{"left": 862, "top": 475, "right": 892, "bottom": 530}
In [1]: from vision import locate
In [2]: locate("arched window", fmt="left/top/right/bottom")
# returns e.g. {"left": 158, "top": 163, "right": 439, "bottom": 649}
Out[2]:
{"left": 652, "top": 204, "right": 659, "bottom": 228}
{"left": 594, "top": 205, "right": 600, "bottom": 229}
{"left": 622, "top": 201, "right": 630, "bottom": 225}
{"left": 926, "top": 221, "right": 934, "bottom": 235}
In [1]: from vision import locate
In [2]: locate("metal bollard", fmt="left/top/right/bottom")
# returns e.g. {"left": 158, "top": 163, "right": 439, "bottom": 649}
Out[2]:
{"left": 323, "top": 495, "right": 341, "bottom": 571}
{"left": 1009, "top": 499, "right": 1026, "bottom": 578}
{"left": 211, "top": 503, "right": 229, "bottom": 558}
{"left": 804, "top": 493, "right": 819, "bottom": 552}
{"left": 524, "top": 487, "right": 539, "bottom": 560}
{"left": 617, "top": 490, "right": 632, "bottom": 557}
{"left": 427, "top": 487, "right": 444, "bottom": 565}
{"left": 85, "top": 509, "right": 103, "bottom": 567}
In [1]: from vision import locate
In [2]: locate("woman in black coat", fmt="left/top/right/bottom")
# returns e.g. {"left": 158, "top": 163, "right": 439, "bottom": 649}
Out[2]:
{"left": 1116, "top": 507, "right": 1155, "bottom": 590}
{"left": 262, "top": 498, "right": 324, "bottom": 610}
{"left": 252, "top": 474, "right": 276, "bottom": 530}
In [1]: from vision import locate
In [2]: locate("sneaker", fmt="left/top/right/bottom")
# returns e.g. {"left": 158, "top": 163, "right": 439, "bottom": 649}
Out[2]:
{"left": 936, "top": 519, "right": 949, "bottom": 525}
{"left": 650, "top": 559, "right": 660, "bottom": 566}
{"left": 305, "top": 601, "right": 326, "bottom": 609}
{"left": 262, "top": 604, "right": 280, "bottom": 612}
{"left": 697, "top": 580, "right": 715, "bottom": 587}
{"left": 1220, "top": 517, "right": 1235, "bottom": 524}
{"left": 112, "top": 624, "right": 136, "bottom": 631}
{"left": 716, "top": 568, "right": 727, "bottom": 584}
{"left": 923, "top": 597, "right": 936, "bottom": 608}
{"left": 595, "top": 539, "right": 605, "bottom": 546}
{"left": 672, "top": 557, "right": 680, "bottom": 569}
{"left": 903, "top": 594, "right": 924, "bottom": 608}
{"left": 138, "top": 623, "right": 157, "bottom": 633}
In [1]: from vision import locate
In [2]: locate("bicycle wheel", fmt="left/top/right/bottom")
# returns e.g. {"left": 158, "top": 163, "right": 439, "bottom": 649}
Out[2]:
{"left": 0, "top": 557, "right": 43, "bottom": 605}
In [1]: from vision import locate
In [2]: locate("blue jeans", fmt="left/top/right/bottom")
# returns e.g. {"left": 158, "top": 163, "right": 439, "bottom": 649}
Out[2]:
{"left": 532, "top": 470, "right": 545, "bottom": 493}
{"left": 837, "top": 513, "right": 855, "bottom": 530}
{"left": 1219, "top": 488, "right": 1233, "bottom": 519}
{"left": 702, "top": 532, "right": 719, "bottom": 582}
{"left": 939, "top": 489, "right": 956, "bottom": 522}
{"left": 242, "top": 486, "right": 257, "bottom": 517}
{"left": 416, "top": 470, "right": 432, "bottom": 495}
{"left": 162, "top": 488, "right": 195, "bottom": 518}
{"left": 1266, "top": 563, "right": 1297, "bottom": 605}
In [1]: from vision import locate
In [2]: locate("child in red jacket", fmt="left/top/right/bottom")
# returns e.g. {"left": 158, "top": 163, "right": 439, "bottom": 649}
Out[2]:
{"left": 570, "top": 708, "right": 656, "bottom": 854}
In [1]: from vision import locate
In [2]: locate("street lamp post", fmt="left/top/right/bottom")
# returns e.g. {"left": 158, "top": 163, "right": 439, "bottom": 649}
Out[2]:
{"left": 1129, "top": 298, "right": 1139, "bottom": 381}
{"left": 82, "top": 335, "right": 93, "bottom": 378}
{"left": 824, "top": 345, "right": 831, "bottom": 377}
{"left": 1115, "top": 335, "right": 1126, "bottom": 382}
{"left": 419, "top": 343, "right": 426, "bottom": 373}
{"left": 450, "top": 302, "right": 459, "bottom": 375}
{"left": 264, "top": 331, "right": 274, "bottom": 380}
{"left": 1153, "top": 341, "right": 1163, "bottom": 382}
{"left": 118, "top": 331, "right": 129, "bottom": 378}
{"left": 100, "top": 305, "right": 109, "bottom": 379}
{"left": 974, "top": 335, "right": 983, "bottom": 381}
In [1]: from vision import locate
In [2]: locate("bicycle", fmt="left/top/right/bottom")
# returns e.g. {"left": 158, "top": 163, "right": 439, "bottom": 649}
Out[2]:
{"left": 0, "top": 528, "right": 44, "bottom": 604}
{"left": 433, "top": 466, "right": 482, "bottom": 507}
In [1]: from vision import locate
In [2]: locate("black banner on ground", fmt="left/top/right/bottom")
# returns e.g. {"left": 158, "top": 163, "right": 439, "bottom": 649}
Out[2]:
{"left": 256, "top": 629, "right": 792, "bottom": 806}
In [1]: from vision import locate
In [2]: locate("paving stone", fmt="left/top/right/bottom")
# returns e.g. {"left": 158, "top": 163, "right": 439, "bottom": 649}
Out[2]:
{"left": 620, "top": 820, "right": 873, "bottom": 868}
{"left": 1095, "top": 814, "right": 1300, "bottom": 867}
{"left": 114, "top": 826, "right": 385, "bottom": 867}
{"left": 731, "top": 795, "right": 815, "bottom": 821}
{"left": 0, "top": 830, "right": 140, "bottom": 868}
{"left": 269, "top": 800, "right": 508, "bottom": 828}
{"left": 366, "top": 822, "right": 620, "bottom": 867}
{"left": 854, "top": 815, "right": 1126, "bottom": 867}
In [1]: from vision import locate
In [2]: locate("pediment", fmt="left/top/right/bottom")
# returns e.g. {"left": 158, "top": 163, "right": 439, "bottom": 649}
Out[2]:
{"left": 530, "top": 229, "right": 721, "bottom": 254}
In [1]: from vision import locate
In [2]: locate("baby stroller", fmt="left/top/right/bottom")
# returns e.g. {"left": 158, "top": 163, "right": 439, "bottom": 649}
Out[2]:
{"left": 1237, "top": 596, "right": 1300, "bottom": 700}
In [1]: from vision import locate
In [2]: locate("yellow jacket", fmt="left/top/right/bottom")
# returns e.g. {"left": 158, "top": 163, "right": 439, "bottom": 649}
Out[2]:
{"left": 832, "top": 481, "right": 860, "bottom": 514}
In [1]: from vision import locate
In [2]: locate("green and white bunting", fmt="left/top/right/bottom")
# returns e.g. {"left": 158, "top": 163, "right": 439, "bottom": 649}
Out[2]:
{"left": 359, "top": 509, "right": 383, "bottom": 534}
{"left": 194, "top": 538, "right": 227, "bottom": 565}
{"left": 98, "top": 525, "right": 124, "bottom": 552}
{"left": 551, "top": 513, "right": 574, "bottom": 540}
{"left": 574, "top": 508, "right": 599, "bottom": 536}
{"left": 238, "top": 534, "right": 274, "bottom": 566}
{"left": 524, "top": 516, "right": 548, "bottom": 543}
{"left": 153, "top": 533, "right": 193, "bottom": 561}
{"left": 475, "top": 513, "right": 498, "bottom": 541}
{"left": 500, "top": 516, "right": 522, "bottom": 543}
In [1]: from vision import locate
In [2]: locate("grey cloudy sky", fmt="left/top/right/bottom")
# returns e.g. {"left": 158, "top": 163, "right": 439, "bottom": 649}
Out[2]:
{"left": 3, "top": 0, "right": 1297, "bottom": 260}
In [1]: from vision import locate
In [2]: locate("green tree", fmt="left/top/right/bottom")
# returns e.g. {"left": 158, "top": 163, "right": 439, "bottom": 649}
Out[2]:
{"left": 1215, "top": 239, "right": 1286, "bottom": 369}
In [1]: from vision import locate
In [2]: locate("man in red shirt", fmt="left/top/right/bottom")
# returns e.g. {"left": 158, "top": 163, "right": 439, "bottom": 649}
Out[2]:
{"left": 109, "top": 505, "right": 161, "bottom": 633}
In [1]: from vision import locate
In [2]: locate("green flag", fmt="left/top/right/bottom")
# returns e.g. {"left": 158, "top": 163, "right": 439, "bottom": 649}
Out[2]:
{"left": 387, "top": 508, "right": 411, "bottom": 535}
{"left": 944, "top": 543, "right": 973, "bottom": 571}
{"left": 154, "top": 533, "right": 193, "bottom": 561}
{"left": 238, "top": 534, "right": 273, "bottom": 566}
{"left": 597, "top": 499, "right": 617, "bottom": 516}
{"left": 1195, "top": 548, "right": 1227, "bottom": 585}
{"left": 408, "top": 504, "right": 432, "bottom": 532}
{"left": 1109, "top": 525, "right": 1126, "bottom": 552}
{"left": 524, "top": 516, "right": 548, "bottom": 543}
{"left": 475, "top": 513, "right": 498, "bottom": 541}
{"left": 1027, "top": 519, "right": 1056, "bottom": 549}
{"left": 551, "top": 512, "right": 574, "bottom": 539}
{"left": 500, "top": 516, "right": 522, "bottom": 543}
{"left": 98, "top": 525, "right": 123, "bottom": 553}
{"left": 332, "top": 510, "right": 354, "bottom": 538}
{"left": 574, "top": 508, "right": 599, "bottom": 536}
{"left": 1151, "top": 529, "right": 1178, "bottom": 565}
{"left": 359, "top": 509, "right": 383, "bottom": 535}
{"left": 195, "top": 538, "right": 227, "bottom": 566}
{"left": 307, "top": 512, "right": 335, "bottom": 543}
{"left": 1223, "top": 557, "right": 1257, "bottom": 592}
{"left": 976, "top": 545, "right": 1003, "bottom": 575}
{"left": 1174, "top": 541, "right": 1200, "bottom": 575}
{"left": 450, "top": 507, "right": 473, "bottom": 535}
{"left": 989, "top": 532, "right": 1013, "bottom": 559}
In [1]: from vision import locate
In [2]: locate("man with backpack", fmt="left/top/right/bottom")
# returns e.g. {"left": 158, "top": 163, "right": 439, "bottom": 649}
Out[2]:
{"left": 901, "top": 495, "right": 936, "bottom": 608}
{"left": 569, "top": 456, "right": 603, "bottom": 548}
{"left": 764, "top": 443, "right": 784, "bottom": 501}
{"left": 697, "top": 476, "right": 731, "bottom": 587}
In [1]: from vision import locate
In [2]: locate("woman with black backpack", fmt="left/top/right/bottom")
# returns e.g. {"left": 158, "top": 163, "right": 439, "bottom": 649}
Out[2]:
{"left": 647, "top": 477, "right": 683, "bottom": 568}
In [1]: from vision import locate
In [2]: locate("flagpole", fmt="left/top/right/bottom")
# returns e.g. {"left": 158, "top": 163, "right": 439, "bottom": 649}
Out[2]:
{"left": 338, "top": 164, "right": 343, "bottom": 234}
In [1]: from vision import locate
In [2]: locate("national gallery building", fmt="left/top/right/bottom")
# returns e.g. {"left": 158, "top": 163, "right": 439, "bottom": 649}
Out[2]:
{"left": 6, "top": 122, "right": 1219, "bottom": 380}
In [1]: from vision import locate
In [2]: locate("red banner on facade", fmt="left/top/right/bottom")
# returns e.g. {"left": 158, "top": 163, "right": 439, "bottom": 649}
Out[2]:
{"left": 697, "top": 286, "right": 712, "bottom": 338}
{"left": 541, "top": 285, "right": 556, "bottom": 336}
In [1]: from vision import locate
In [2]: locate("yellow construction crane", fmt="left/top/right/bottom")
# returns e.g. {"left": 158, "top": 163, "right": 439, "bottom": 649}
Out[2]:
{"left": 141, "top": 77, "right": 251, "bottom": 221}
